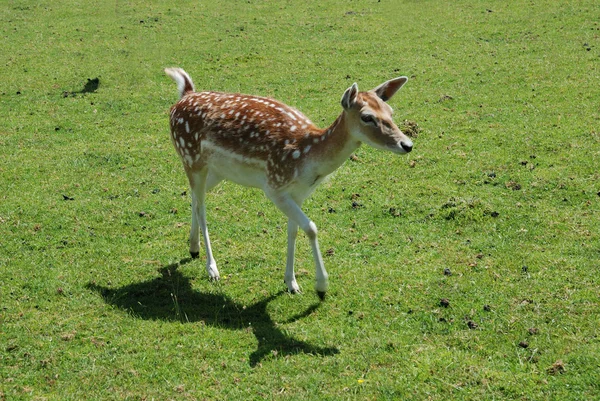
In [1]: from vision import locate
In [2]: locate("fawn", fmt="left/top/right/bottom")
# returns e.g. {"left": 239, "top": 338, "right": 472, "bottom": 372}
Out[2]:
{"left": 165, "top": 68, "right": 413, "bottom": 299}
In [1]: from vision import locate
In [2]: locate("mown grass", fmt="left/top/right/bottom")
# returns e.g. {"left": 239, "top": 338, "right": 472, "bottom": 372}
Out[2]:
{"left": 1, "top": 0, "right": 599, "bottom": 399}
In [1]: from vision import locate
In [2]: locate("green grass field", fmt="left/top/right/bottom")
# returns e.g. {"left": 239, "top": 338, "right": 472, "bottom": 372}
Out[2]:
{"left": 1, "top": 0, "right": 599, "bottom": 399}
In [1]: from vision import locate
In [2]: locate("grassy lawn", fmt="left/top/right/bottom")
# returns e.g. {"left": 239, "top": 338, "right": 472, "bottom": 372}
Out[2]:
{"left": 1, "top": 0, "right": 599, "bottom": 399}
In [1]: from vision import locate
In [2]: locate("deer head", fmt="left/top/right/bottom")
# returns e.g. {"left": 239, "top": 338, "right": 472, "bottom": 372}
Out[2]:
{"left": 341, "top": 77, "right": 413, "bottom": 154}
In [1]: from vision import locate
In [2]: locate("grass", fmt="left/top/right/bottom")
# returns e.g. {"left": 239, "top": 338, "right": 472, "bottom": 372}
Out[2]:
{"left": 1, "top": 0, "right": 599, "bottom": 399}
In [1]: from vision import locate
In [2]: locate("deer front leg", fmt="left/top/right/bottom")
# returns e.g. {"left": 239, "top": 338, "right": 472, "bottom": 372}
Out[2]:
{"left": 188, "top": 169, "right": 219, "bottom": 280}
{"left": 267, "top": 192, "right": 329, "bottom": 299}
{"left": 285, "top": 219, "right": 301, "bottom": 294}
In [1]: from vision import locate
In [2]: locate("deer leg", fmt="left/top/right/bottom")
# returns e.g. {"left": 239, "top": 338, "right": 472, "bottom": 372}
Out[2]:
{"left": 188, "top": 169, "right": 219, "bottom": 280}
{"left": 267, "top": 192, "right": 328, "bottom": 298}
{"left": 189, "top": 190, "right": 201, "bottom": 259}
{"left": 285, "top": 219, "right": 301, "bottom": 294}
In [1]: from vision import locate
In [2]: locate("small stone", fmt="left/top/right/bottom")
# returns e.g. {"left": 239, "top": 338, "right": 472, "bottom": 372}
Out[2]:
{"left": 519, "top": 341, "right": 529, "bottom": 348}
{"left": 443, "top": 268, "right": 452, "bottom": 276}
{"left": 467, "top": 320, "right": 478, "bottom": 329}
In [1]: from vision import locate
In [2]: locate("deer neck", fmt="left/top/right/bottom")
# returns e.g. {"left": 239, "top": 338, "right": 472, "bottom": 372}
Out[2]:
{"left": 308, "top": 113, "right": 361, "bottom": 177}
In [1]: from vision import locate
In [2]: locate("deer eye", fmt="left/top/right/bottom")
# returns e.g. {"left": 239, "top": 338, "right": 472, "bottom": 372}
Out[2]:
{"left": 360, "top": 114, "right": 377, "bottom": 126}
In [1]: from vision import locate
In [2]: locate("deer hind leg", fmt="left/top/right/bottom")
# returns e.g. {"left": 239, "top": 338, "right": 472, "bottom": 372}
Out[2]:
{"left": 267, "top": 191, "right": 329, "bottom": 299}
{"left": 188, "top": 168, "right": 220, "bottom": 280}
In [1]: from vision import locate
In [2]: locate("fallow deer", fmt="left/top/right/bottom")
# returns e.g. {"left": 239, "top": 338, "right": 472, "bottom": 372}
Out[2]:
{"left": 165, "top": 68, "right": 413, "bottom": 299}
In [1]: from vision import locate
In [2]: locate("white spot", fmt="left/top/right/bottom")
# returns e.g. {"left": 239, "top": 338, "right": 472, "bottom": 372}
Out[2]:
{"left": 185, "top": 121, "right": 190, "bottom": 133}
{"left": 313, "top": 138, "right": 319, "bottom": 144}
{"left": 290, "top": 125, "right": 297, "bottom": 132}
{"left": 292, "top": 150, "right": 301, "bottom": 159}
{"left": 178, "top": 118, "right": 184, "bottom": 124}
{"left": 179, "top": 137, "right": 185, "bottom": 148}
{"left": 184, "top": 154, "right": 193, "bottom": 166}
{"left": 304, "top": 145, "right": 311, "bottom": 154}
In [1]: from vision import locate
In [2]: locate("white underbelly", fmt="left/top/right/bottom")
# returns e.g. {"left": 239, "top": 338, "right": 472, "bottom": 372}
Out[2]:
{"left": 203, "top": 142, "right": 267, "bottom": 188}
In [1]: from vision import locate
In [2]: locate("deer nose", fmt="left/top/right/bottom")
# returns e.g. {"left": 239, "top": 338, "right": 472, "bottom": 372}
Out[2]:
{"left": 400, "top": 141, "right": 413, "bottom": 153}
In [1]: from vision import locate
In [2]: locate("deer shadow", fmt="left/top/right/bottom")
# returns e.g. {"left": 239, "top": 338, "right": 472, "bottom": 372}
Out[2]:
{"left": 86, "top": 259, "right": 338, "bottom": 367}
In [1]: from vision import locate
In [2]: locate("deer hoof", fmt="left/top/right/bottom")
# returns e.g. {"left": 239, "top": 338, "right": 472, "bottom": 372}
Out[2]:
{"left": 190, "top": 251, "right": 200, "bottom": 259}
{"left": 317, "top": 290, "right": 326, "bottom": 301}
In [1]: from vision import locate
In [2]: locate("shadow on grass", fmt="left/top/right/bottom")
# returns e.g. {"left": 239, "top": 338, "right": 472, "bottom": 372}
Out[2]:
{"left": 86, "top": 258, "right": 338, "bottom": 366}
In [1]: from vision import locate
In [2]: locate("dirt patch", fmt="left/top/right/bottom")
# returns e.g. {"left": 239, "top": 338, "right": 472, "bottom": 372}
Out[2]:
{"left": 400, "top": 120, "right": 421, "bottom": 138}
{"left": 547, "top": 360, "right": 566, "bottom": 375}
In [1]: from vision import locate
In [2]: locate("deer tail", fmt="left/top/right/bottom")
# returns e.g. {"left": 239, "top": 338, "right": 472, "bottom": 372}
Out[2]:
{"left": 164, "top": 68, "right": 195, "bottom": 98}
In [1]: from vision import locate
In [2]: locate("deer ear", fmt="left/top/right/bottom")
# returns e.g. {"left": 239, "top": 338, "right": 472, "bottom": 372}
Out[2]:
{"left": 371, "top": 77, "right": 408, "bottom": 102}
{"left": 341, "top": 83, "right": 359, "bottom": 110}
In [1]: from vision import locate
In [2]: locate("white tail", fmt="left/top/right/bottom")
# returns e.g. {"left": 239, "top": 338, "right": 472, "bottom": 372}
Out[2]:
{"left": 165, "top": 67, "right": 413, "bottom": 299}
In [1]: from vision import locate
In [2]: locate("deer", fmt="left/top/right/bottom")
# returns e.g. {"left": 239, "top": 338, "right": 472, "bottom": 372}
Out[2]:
{"left": 164, "top": 67, "right": 413, "bottom": 300}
